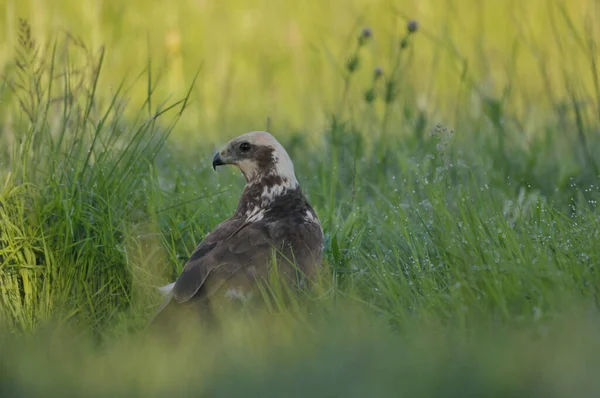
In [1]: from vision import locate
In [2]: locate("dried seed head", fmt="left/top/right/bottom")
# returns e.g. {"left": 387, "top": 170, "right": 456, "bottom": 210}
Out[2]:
{"left": 407, "top": 19, "right": 419, "bottom": 34}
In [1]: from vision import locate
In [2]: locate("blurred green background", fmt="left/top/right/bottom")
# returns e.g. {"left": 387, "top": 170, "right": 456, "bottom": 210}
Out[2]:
{"left": 1, "top": 0, "right": 598, "bottom": 137}
{"left": 0, "top": 0, "right": 599, "bottom": 396}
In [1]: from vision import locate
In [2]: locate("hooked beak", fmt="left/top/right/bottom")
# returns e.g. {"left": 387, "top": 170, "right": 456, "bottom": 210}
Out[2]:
{"left": 212, "top": 152, "right": 227, "bottom": 171}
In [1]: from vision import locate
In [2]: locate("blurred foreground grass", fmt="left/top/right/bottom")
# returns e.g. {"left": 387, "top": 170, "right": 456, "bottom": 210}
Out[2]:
{"left": 2, "top": 310, "right": 600, "bottom": 397}
{"left": 0, "top": 0, "right": 599, "bottom": 396}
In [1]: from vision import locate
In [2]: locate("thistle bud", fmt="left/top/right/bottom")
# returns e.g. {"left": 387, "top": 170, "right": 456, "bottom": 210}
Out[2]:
{"left": 358, "top": 27, "right": 373, "bottom": 46}
{"left": 346, "top": 55, "right": 360, "bottom": 73}
{"left": 364, "top": 88, "right": 376, "bottom": 104}
{"left": 407, "top": 19, "right": 419, "bottom": 34}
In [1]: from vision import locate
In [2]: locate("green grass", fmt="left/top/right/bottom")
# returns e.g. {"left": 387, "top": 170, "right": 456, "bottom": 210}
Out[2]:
{"left": 0, "top": 2, "right": 600, "bottom": 396}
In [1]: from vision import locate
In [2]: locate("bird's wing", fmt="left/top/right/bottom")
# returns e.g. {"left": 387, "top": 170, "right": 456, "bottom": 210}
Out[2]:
{"left": 266, "top": 216, "right": 324, "bottom": 277}
{"left": 171, "top": 218, "right": 273, "bottom": 303}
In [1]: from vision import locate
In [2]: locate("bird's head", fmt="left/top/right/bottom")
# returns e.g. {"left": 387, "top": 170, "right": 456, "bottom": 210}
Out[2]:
{"left": 212, "top": 131, "right": 298, "bottom": 188}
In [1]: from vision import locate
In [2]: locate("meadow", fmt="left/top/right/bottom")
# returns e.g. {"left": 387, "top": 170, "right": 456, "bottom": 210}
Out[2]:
{"left": 0, "top": 0, "right": 599, "bottom": 396}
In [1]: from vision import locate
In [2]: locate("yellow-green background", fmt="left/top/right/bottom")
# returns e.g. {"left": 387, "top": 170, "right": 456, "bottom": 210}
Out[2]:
{"left": 1, "top": 0, "right": 597, "bottom": 139}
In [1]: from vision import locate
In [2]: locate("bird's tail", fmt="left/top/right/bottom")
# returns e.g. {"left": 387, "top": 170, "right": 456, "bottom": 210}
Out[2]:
{"left": 146, "top": 282, "right": 176, "bottom": 329}
{"left": 158, "top": 282, "right": 176, "bottom": 296}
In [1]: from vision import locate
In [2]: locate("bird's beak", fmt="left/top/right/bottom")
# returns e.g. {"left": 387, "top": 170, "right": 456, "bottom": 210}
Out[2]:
{"left": 212, "top": 152, "right": 227, "bottom": 171}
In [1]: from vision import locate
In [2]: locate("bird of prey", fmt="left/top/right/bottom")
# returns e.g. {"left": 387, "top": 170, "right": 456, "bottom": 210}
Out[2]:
{"left": 150, "top": 131, "right": 324, "bottom": 328}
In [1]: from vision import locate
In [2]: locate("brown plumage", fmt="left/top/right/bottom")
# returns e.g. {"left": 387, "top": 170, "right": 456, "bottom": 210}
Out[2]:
{"left": 150, "top": 131, "right": 324, "bottom": 328}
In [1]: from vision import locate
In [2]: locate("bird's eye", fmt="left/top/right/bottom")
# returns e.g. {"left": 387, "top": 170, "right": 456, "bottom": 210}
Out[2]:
{"left": 239, "top": 142, "right": 251, "bottom": 152}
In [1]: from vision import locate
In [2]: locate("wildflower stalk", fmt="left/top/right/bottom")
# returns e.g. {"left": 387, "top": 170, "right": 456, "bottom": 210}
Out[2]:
{"left": 379, "top": 20, "right": 418, "bottom": 138}
{"left": 337, "top": 28, "right": 372, "bottom": 117}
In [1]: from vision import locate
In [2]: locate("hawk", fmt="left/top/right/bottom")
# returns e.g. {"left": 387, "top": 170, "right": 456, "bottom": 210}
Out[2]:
{"left": 150, "top": 131, "right": 324, "bottom": 328}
